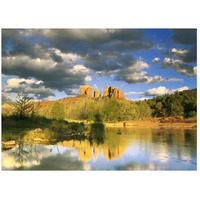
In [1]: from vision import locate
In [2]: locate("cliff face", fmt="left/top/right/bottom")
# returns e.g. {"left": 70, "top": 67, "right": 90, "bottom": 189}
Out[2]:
{"left": 104, "top": 86, "right": 124, "bottom": 100}
{"left": 80, "top": 84, "right": 93, "bottom": 98}
{"left": 94, "top": 89, "right": 99, "bottom": 98}
{"left": 80, "top": 85, "right": 124, "bottom": 100}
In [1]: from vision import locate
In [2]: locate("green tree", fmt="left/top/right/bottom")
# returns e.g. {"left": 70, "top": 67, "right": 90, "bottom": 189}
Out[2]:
{"left": 136, "top": 101, "right": 152, "bottom": 119}
{"left": 51, "top": 102, "right": 65, "bottom": 120}
{"left": 12, "top": 94, "right": 36, "bottom": 119}
{"left": 102, "top": 98, "right": 119, "bottom": 122}
{"left": 118, "top": 100, "right": 138, "bottom": 121}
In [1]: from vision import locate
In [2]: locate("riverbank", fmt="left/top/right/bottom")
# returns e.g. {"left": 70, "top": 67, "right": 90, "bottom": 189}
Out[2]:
{"left": 104, "top": 117, "right": 197, "bottom": 130}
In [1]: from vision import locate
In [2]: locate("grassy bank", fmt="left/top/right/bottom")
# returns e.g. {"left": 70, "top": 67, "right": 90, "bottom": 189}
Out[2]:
{"left": 104, "top": 117, "right": 197, "bottom": 129}
{"left": 2, "top": 115, "right": 86, "bottom": 143}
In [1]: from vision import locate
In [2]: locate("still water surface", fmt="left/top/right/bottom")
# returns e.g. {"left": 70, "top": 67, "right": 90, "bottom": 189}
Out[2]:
{"left": 2, "top": 128, "right": 197, "bottom": 170}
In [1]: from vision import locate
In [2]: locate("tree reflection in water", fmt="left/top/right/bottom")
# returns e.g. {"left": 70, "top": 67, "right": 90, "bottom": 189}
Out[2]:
{"left": 2, "top": 128, "right": 197, "bottom": 170}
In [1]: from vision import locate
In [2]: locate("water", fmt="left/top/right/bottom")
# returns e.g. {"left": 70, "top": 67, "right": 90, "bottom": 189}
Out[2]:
{"left": 1, "top": 128, "right": 197, "bottom": 170}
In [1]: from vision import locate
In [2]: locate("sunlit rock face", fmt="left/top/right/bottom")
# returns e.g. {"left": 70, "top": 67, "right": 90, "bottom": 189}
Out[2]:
{"left": 58, "top": 140, "right": 93, "bottom": 162}
{"left": 103, "top": 146, "right": 126, "bottom": 161}
{"left": 99, "top": 90, "right": 102, "bottom": 97}
{"left": 94, "top": 88, "right": 99, "bottom": 98}
{"left": 80, "top": 84, "right": 125, "bottom": 99}
{"left": 58, "top": 138, "right": 127, "bottom": 162}
{"left": 104, "top": 86, "right": 125, "bottom": 100}
{"left": 80, "top": 84, "right": 93, "bottom": 98}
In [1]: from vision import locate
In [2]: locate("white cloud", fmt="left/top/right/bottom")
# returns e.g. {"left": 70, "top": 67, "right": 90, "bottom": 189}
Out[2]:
{"left": 125, "top": 91, "right": 144, "bottom": 95}
{"left": 170, "top": 86, "right": 189, "bottom": 93}
{"left": 151, "top": 57, "right": 162, "bottom": 64}
{"left": 126, "top": 86, "right": 190, "bottom": 98}
{"left": 36, "top": 80, "right": 44, "bottom": 85}
{"left": 193, "top": 66, "right": 197, "bottom": 75}
{"left": 129, "top": 97, "right": 151, "bottom": 102}
{"left": 2, "top": 55, "right": 91, "bottom": 96}
{"left": 85, "top": 76, "right": 92, "bottom": 82}
{"left": 71, "top": 65, "right": 87, "bottom": 76}
{"left": 171, "top": 48, "right": 188, "bottom": 55}
{"left": 5, "top": 78, "right": 34, "bottom": 88}
{"left": 115, "top": 59, "right": 182, "bottom": 84}
{"left": 145, "top": 86, "right": 169, "bottom": 96}
{"left": 162, "top": 58, "right": 196, "bottom": 77}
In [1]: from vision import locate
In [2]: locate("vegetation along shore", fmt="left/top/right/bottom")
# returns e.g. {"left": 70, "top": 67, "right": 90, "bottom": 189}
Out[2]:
{"left": 2, "top": 87, "right": 197, "bottom": 149}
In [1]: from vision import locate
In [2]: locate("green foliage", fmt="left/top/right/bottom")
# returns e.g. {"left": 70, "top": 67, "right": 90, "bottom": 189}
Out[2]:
{"left": 102, "top": 98, "right": 119, "bottom": 122}
{"left": 11, "top": 94, "right": 36, "bottom": 119}
{"left": 2, "top": 114, "right": 85, "bottom": 141}
{"left": 135, "top": 101, "right": 152, "bottom": 120}
{"left": 51, "top": 101, "right": 65, "bottom": 120}
{"left": 19, "top": 89, "right": 196, "bottom": 123}
{"left": 146, "top": 89, "right": 197, "bottom": 118}
{"left": 188, "top": 111, "right": 197, "bottom": 118}
{"left": 118, "top": 100, "right": 138, "bottom": 121}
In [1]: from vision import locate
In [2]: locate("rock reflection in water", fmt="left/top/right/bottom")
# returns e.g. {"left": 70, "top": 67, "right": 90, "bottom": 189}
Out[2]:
{"left": 1, "top": 128, "right": 197, "bottom": 170}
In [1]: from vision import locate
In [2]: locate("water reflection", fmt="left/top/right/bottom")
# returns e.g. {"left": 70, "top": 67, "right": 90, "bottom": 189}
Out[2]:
{"left": 2, "top": 128, "right": 197, "bottom": 170}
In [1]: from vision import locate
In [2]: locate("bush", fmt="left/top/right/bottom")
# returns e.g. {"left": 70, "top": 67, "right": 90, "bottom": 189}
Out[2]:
{"left": 187, "top": 111, "right": 197, "bottom": 118}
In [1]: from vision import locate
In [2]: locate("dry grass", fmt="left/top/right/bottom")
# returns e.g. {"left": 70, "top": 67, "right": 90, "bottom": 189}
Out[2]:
{"left": 104, "top": 117, "right": 197, "bottom": 130}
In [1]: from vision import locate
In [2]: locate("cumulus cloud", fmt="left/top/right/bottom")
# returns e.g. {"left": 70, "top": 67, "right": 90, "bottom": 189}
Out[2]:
{"left": 3, "top": 77, "right": 55, "bottom": 100}
{"left": 170, "top": 86, "right": 189, "bottom": 93}
{"left": 34, "top": 29, "right": 153, "bottom": 55}
{"left": 2, "top": 29, "right": 188, "bottom": 100}
{"left": 114, "top": 59, "right": 182, "bottom": 84}
{"left": 2, "top": 55, "right": 91, "bottom": 95}
{"left": 126, "top": 86, "right": 190, "bottom": 97}
{"left": 145, "top": 86, "right": 169, "bottom": 96}
{"left": 2, "top": 29, "right": 63, "bottom": 63}
{"left": 151, "top": 57, "right": 162, "bottom": 64}
{"left": 193, "top": 66, "right": 197, "bottom": 75}
{"left": 36, "top": 80, "right": 44, "bottom": 85}
{"left": 166, "top": 46, "right": 197, "bottom": 63}
{"left": 5, "top": 78, "right": 34, "bottom": 88}
{"left": 162, "top": 58, "right": 196, "bottom": 77}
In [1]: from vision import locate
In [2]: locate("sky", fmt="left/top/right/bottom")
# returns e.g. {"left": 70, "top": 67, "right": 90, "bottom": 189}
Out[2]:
{"left": 1, "top": 29, "right": 197, "bottom": 102}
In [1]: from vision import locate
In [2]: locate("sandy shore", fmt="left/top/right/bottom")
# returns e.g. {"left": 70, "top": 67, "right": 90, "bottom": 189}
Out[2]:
{"left": 104, "top": 118, "right": 197, "bottom": 130}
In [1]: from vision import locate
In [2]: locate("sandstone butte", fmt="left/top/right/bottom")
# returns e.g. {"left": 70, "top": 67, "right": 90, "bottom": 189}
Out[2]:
{"left": 33, "top": 84, "right": 125, "bottom": 109}
{"left": 80, "top": 84, "right": 125, "bottom": 100}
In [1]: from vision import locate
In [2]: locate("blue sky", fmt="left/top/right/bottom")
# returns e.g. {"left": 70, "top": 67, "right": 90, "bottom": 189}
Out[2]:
{"left": 2, "top": 29, "right": 197, "bottom": 101}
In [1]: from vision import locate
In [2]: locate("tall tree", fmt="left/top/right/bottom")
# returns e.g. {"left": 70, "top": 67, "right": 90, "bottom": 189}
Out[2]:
{"left": 12, "top": 94, "right": 35, "bottom": 119}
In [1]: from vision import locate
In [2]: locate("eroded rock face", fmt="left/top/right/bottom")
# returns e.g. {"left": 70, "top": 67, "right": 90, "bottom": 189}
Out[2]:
{"left": 104, "top": 86, "right": 124, "bottom": 100}
{"left": 100, "top": 91, "right": 102, "bottom": 97}
{"left": 80, "top": 84, "right": 124, "bottom": 99}
{"left": 80, "top": 84, "right": 93, "bottom": 98}
{"left": 94, "top": 89, "right": 99, "bottom": 98}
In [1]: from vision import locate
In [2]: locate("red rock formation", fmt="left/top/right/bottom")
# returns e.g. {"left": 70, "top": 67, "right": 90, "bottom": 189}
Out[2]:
{"left": 100, "top": 90, "right": 102, "bottom": 97}
{"left": 104, "top": 86, "right": 124, "bottom": 100}
{"left": 80, "top": 84, "right": 93, "bottom": 98}
{"left": 94, "top": 88, "right": 99, "bottom": 98}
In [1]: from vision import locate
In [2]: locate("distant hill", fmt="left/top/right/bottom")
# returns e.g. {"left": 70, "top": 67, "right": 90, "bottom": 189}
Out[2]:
{"left": 35, "top": 95, "right": 95, "bottom": 109}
